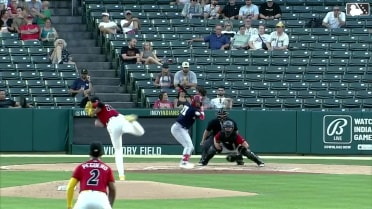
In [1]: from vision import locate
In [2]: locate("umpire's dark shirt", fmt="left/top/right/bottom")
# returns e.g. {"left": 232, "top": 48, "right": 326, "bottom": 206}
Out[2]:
{"left": 206, "top": 117, "right": 238, "bottom": 137}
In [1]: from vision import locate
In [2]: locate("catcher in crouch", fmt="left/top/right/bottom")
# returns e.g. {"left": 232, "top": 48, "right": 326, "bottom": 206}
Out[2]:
{"left": 200, "top": 120, "right": 265, "bottom": 167}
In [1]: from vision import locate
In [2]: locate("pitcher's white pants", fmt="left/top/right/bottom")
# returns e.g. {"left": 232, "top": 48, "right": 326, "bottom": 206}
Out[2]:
{"left": 106, "top": 114, "right": 145, "bottom": 177}
{"left": 73, "top": 190, "right": 111, "bottom": 209}
{"left": 171, "top": 122, "right": 194, "bottom": 155}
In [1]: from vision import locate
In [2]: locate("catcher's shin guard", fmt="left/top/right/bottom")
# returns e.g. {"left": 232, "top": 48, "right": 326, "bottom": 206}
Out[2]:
{"left": 238, "top": 147, "right": 264, "bottom": 165}
{"left": 201, "top": 146, "right": 217, "bottom": 166}
{"left": 236, "top": 154, "right": 244, "bottom": 165}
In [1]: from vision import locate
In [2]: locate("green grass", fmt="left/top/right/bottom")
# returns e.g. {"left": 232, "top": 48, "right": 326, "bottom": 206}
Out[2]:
{"left": 0, "top": 156, "right": 371, "bottom": 166}
{"left": 1, "top": 171, "right": 371, "bottom": 209}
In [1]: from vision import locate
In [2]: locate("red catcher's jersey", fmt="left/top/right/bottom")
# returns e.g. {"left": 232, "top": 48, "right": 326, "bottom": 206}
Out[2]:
{"left": 72, "top": 159, "right": 115, "bottom": 193}
{"left": 93, "top": 102, "right": 119, "bottom": 126}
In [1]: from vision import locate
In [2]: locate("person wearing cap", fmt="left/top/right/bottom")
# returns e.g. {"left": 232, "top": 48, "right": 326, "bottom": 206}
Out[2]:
{"left": 154, "top": 63, "right": 174, "bottom": 90}
{"left": 140, "top": 42, "right": 162, "bottom": 65}
{"left": 119, "top": 38, "right": 141, "bottom": 86}
{"left": 66, "top": 141, "right": 116, "bottom": 209}
{"left": 188, "top": 24, "right": 230, "bottom": 50}
{"left": 98, "top": 12, "right": 120, "bottom": 35}
{"left": 259, "top": 0, "right": 282, "bottom": 20}
{"left": 266, "top": 21, "right": 289, "bottom": 51}
{"left": 181, "top": 0, "right": 203, "bottom": 19}
{"left": 120, "top": 10, "right": 140, "bottom": 34}
{"left": 174, "top": 61, "right": 198, "bottom": 90}
{"left": 238, "top": 0, "right": 259, "bottom": 20}
{"left": 19, "top": 14, "right": 40, "bottom": 40}
{"left": 322, "top": 6, "right": 346, "bottom": 29}
{"left": 69, "top": 68, "right": 94, "bottom": 108}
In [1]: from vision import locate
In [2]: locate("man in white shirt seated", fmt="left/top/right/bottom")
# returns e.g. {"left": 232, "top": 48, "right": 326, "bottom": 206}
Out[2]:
{"left": 98, "top": 13, "right": 120, "bottom": 35}
{"left": 266, "top": 21, "right": 289, "bottom": 51}
{"left": 322, "top": 6, "right": 346, "bottom": 29}
{"left": 120, "top": 10, "right": 140, "bottom": 34}
{"left": 210, "top": 87, "right": 233, "bottom": 109}
{"left": 238, "top": 0, "right": 259, "bottom": 20}
{"left": 203, "top": 0, "right": 221, "bottom": 19}
{"left": 248, "top": 24, "right": 270, "bottom": 50}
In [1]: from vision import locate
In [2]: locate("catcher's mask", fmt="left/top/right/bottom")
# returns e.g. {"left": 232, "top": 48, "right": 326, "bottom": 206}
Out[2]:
{"left": 222, "top": 120, "right": 234, "bottom": 137}
{"left": 216, "top": 109, "right": 228, "bottom": 121}
{"left": 191, "top": 95, "right": 202, "bottom": 108}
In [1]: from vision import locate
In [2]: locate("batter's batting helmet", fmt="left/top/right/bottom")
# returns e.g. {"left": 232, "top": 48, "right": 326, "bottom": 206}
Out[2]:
{"left": 191, "top": 95, "right": 202, "bottom": 107}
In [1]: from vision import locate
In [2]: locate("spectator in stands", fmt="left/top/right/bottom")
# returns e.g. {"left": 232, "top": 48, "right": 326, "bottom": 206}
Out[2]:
{"left": 140, "top": 42, "right": 162, "bottom": 65}
{"left": 153, "top": 91, "right": 174, "bottom": 109}
{"left": 259, "top": 0, "right": 281, "bottom": 20}
{"left": 119, "top": 38, "right": 141, "bottom": 86}
{"left": 98, "top": 12, "right": 120, "bottom": 35}
{"left": 171, "top": 0, "right": 190, "bottom": 5}
{"left": 7, "top": 0, "right": 18, "bottom": 17}
{"left": 68, "top": 68, "right": 93, "bottom": 108}
{"left": 49, "top": 39, "right": 71, "bottom": 64}
{"left": 322, "top": 6, "right": 345, "bottom": 29}
{"left": 231, "top": 25, "right": 249, "bottom": 50}
{"left": 120, "top": 10, "right": 140, "bottom": 35}
{"left": 39, "top": 18, "right": 58, "bottom": 45}
{"left": 266, "top": 21, "right": 289, "bottom": 51}
{"left": 0, "top": 89, "right": 21, "bottom": 108}
{"left": 174, "top": 61, "right": 197, "bottom": 90}
{"left": 248, "top": 24, "right": 270, "bottom": 50}
{"left": 11, "top": 6, "right": 27, "bottom": 33}
{"left": 33, "top": 0, "right": 50, "bottom": 26}
{"left": 173, "top": 89, "right": 191, "bottom": 109}
{"left": 203, "top": 0, "right": 221, "bottom": 19}
{"left": 195, "top": 86, "right": 211, "bottom": 109}
{"left": 0, "top": 8, "right": 15, "bottom": 33}
{"left": 210, "top": 87, "right": 233, "bottom": 109}
{"left": 26, "top": 0, "right": 41, "bottom": 24}
{"left": 244, "top": 18, "right": 258, "bottom": 41}
{"left": 221, "top": 0, "right": 240, "bottom": 20}
{"left": 221, "top": 20, "right": 236, "bottom": 39}
{"left": 19, "top": 14, "right": 39, "bottom": 40}
{"left": 154, "top": 63, "right": 174, "bottom": 90}
{"left": 238, "top": 0, "right": 259, "bottom": 20}
{"left": 181, "top": 0, "right": 203, "bottom": 19}
{"left": 188, "top": 24, "right": 230, "bottom": 50}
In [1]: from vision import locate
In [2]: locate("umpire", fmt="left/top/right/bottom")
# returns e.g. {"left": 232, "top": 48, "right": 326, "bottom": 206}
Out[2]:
{"left": 198, "top": 109, "right": 243, "bottom": 165}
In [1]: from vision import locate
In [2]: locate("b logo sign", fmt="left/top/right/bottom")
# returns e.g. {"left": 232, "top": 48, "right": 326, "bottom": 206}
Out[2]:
{"left": 323, "top": 115, "right": 352, "bottom": 144}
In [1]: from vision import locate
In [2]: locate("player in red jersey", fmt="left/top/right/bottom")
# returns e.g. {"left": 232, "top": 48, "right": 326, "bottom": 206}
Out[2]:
{"left": 86, "top": 97, "right": 145, "bottom": 181}
{"left": 66, "top": 142, "right": 116, "bottom": 209}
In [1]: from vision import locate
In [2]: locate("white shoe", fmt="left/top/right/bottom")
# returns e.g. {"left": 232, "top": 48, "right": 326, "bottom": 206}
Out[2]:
{"left": 180, "top": 162, "right": 194, "bottom": 169}
{"left": 258, "top": 163, "right": 265, "bottom": 167}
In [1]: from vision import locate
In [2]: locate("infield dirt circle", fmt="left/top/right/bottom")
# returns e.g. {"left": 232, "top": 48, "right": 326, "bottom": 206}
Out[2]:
{"left": 1, "top": 162, "right": 370, "bottom": 200}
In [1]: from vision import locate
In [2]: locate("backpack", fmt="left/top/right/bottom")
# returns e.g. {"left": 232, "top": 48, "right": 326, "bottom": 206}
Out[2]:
{"left": 306, "top": 18, "right": 322, "bottom": 28}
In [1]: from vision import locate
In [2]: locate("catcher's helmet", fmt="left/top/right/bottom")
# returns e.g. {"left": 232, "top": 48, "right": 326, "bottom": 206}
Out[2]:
{"left": 216, "top": 109, "right": 228, "bottom": 121}
{"left": 222, "top": 120, "right": 234, "bottom": 136}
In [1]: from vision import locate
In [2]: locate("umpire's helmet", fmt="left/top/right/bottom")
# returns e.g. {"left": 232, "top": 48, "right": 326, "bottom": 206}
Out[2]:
{"left": 222, "top": 120, "right": 234, "bottom": 137}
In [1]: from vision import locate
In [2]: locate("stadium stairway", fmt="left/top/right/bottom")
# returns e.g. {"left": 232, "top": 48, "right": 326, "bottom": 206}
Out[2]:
{"left": 50, "top": 0, "right": 135, "bottom": 108}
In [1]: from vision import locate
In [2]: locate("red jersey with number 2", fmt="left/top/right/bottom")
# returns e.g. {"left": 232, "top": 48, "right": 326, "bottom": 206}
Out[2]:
{"left": 93, "top": 102, "right": 119, "bottom": 126}
{"left": 72, "top": 159, "right": 115, "bottom": 193}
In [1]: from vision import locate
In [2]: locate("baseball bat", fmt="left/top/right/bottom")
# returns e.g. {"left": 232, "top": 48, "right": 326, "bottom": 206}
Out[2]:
{"left": 177, "top": 84, "right": 193, "bottom": 98}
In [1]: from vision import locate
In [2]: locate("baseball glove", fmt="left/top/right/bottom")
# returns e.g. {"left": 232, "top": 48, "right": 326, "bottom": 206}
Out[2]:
{"left": 84, "top": 101, "right": 95, "bottom": 117}
{"left": 226, "top": 153, "right": 238, "bottom": 162}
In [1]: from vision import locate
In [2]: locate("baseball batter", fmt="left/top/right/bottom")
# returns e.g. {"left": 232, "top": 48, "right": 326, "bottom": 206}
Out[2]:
{"left": 85, "top": 97, "right": 145, "bottom": 180}
{"left": 171, "top": 95, "right": 205, "bottom": 169}
{"left": 200, "top": 120, "right": 265, "bottom": 167}
{"left": 66, "top": 142, "right": 116, "bottom": 209}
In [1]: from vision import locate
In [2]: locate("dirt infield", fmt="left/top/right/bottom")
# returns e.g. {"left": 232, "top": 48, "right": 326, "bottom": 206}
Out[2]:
{"left": 1, "top": 162, "right": 371, "bottom": 200}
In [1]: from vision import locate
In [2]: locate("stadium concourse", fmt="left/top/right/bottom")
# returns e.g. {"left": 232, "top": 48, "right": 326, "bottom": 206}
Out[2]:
{"left": 0, "top": 0, "right": 371, "bottom": 110}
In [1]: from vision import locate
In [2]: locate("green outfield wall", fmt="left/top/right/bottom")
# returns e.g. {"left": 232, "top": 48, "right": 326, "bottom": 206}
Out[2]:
{"left": 0, "top": 109, "right": 371, "bottom": 155}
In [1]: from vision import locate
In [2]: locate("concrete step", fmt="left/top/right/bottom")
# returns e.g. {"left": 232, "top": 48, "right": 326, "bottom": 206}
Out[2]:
{"left": 51, "top": 16, "right": 82, "bottom": 24}
{"left": 93, "top": 85, "right": 122, "bottom": 93}
{"left": 88, "top": 70, "right": 116, "bottom": 78}
{"left": 76, "top": 62, "right": 112, "bottom": 70}
{"left": 70, "top": 54, "right": 106, "bottom": 62}
{"left": 65, "top": 39, "right": 97, "bottom": 47}
{"left": 52, "top": 8, "right": 72, "bottom": 16}
{"left": 58, "top": 32, "right": 91, "bottom": 40}
{"left": 109, "top": 102, "right": 136, "bottom": 109}
{"left": 91, "top": 77, "right": 119, "bottom": 85}
{"left": 54, "top": 24, "right": 87, "bottom": 32}
{"left": 95, "top": 93, "right": 131, "bottom": 102}
{"left": 68, "top": 47, "right": 101, "bottom": 54}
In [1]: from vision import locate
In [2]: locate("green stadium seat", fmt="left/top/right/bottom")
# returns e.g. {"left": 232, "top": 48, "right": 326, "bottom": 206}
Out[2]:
{"left": 289, "top": 58, "right": 309, "bottom": 66}
{"left": 170, "top": 19, "right": 188, "bottom": 27}
{"left": 239, "top": 90, "right": 258, "bottom": 98}
{"left": 277, "top": 89, "right": 296, "bottom": 98}
{"left": 19, "top": 71, "right": 40, "bottom": 80}
{"left": 283, "top": 74, "right": 302, "bottom": 82}
{"left": 28, "top": 47, "right": 49, "bottom": 56}
{"left": 31, "top": 56, "right": 50, "bottom": 64}
{"left": 211, "top": 50, "right": 230, "bottom": 58}
{"left": 104, "top": 4, "right": 122, "bottom": 12}
{"left": 40, "top": 72, "right": 60, "bottom": 80}
{"left": 0, "top": 32, "right": 18, "bottom": 40}
{"left": 159, "top": 5, "right": 180, "bottom": 12}
{"left": 322, "top": 98, "right": 341, "bottom": 108}
{"left": 26, "top": 80, "right": 45, "bottom": 88}
{"left": 2, "top": 39, "right": 22, "bottom": 48}
{"left": 49, "top": 88, "right": 70, "bottom": 97}
{"left": 318, "top": 35, "right": 337, "bottom": 43}
{"left": 282, "top": 98, "right": 302, "bottom": 108}
{"left": 231, "top": 81, "right": 251, "bottom": 90}
{"left": 309, "top": 82, "right": 328, "bottom": 91}
{"left": 164, "top": 11, "right": 183, "bottom": 19}
{"left": 6, "top": 80, "right": 27, "bottom": 88}
{"left": 289, "top": 43, "right": 308, "bottom": 51}
{"left": 346, "top": 21, "right": 365, "bottom": 28}
{"left": 245, "top": 74, "right": 263, "bottom": 82}
{"left": 259, "top": 90, "right": 278, "bottom": 98}
{"left": 289, "top": 82, "right": 309, "bottom": 90}
{"left": 35, "top": 64, "right": 55, "bottom": 72}
{"left": 271, "top": 82, "right": 289, "bottom": 90}
{"left": 328, "top": 82, "right": 348, "bottom": 91}
{"left": 357, "top": 91, "right": 372, "bottom": 99}
{"left": 335, "top": 90, "right": 355, "bottom": 99}
{"left": 331, "top": 51, "right": 350, "bottom": 59}
{"left": 348, "top": 59, "right": 368, "bottom": 67}
{"left": 329, "top": 43, "right": 349, "bottom": 51}
{"left": 312, "top": 6, "right": 331, "bottom": 13}
{"left": 285, "top": 66, "right": 305, "bottom": 74}
{"left": 54, "top": 97, "right": 76, "bottom": 106}
{"left": 311, "top": 28, "right": 330, "bottom": 36}
{"left": 1, "top": 71, "right": 19, "bottom": 80}
{"left": 309, "top": 43, "right": 329, "bottom": 51}
{"left": 22, "top": 40, "right": 42, "bottom": 48}
{"left": 330, "top": 28, "right": 350, "bottom": 36}
{"left": 297, "top": 90, "right": 316, "bottom": 99}
{"left": 29, "top": 87, "right": 50, "bottom": 97}
{"left": 244, "top": 98, "right": 263, "bottom": 108}
{"left": 322, "top": 74, "right": 341, "bottom": 82}
{"left": 251, "top": 82, "right": 270, "bottom": 90}
{"left": 342, "top": 99, "right": 362, "bottom": 108}
{"left": 302, "top": 98, "right": 322, "bottom": 108}
{"left": 161, "top": 34, "right": 179, "bottom": 41}
{"left": 9, "top": 48, "right": 28, "bottom": 56}
{"left": 8, "top": 87, "right": 29, "bottom": 96}
{"left": 329, "top": 58, "right": 348, "bottom": 66}
{"left": 213, "top": 57, "right": 232, "bottom": 65}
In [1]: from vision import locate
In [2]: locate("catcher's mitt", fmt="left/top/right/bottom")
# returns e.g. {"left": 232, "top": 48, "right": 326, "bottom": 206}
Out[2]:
{"left": 226, "top": 153, "right": 238, "bottom": 162}
{"left": 84, "top": 101, "right": 95, "bottom": 117}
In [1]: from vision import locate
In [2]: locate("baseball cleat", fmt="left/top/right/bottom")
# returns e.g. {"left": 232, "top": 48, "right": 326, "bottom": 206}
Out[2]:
{"left": 258, "top": 163, "right": 265, "bottom": 167}
{"left": 125, "top": 114, "right": 138, "bottom": 122}
{"left": 119, "top": 176, "right": 126, "bottom": 181}
{"left": 179, "top": 162, "right": 194, "bottom": 169}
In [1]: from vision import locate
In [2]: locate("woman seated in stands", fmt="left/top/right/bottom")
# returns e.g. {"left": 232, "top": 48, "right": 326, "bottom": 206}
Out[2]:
{"left": 173, "top": 89, "right": 191, "bottom": 109}
{"left": 140, "top": 42, "right": 162, "bottom": 65}
{"left": 153, "top": 91, "right": 174, "bottom": 109}
{"left": 0, "top": 9, "right": 16, "bottom": 33}
{"left": 49, "top": 39, "right": 71, "bottom": 64}
{"left": 39, "top": 18, "right": 58, "bottom": 45}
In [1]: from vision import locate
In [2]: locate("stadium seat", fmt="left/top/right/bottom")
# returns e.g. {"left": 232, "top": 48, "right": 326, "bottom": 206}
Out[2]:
{"left": 244, "top": 98, "right": 263, "bottom": 108}
{"left": 362, "top": 99, "right": 372, "bottom": 108}
{"left": 349, "top": 83, "right": 368, "bottom": 91}
{"left": 328, "top": 82, "right": 348, "bottom": 91}
{"left": 330, "top": 28, "right": 350, "bottom": 36}
{"left": 19, "top": 71, "right": 40, "bottom": 80}
{"left": 231, "top": 81, "right": 251, "bottom": 90}
{"left": 335, "top": 90, "right": 355, "bottom": 99}
{"left": 322, "top": 98, "right": 341, "bottom": 108}
{"left": 49, "top": 88, "right": 70, "bottom": 97}
{"left": 283, "top": 74, "right": 303, "bottom": 82}
{"left": 277, "top": 89, "right": 296, "bottom": 98}
{"left": 263, "top": 98, "right": 283, "bottom": 108}
{"left": 289, "top": 82, "right": 309, "bottom": 90}
{"left": 282, "top": 98, "right": 302, "bottom": 108}
{"left": 302, "top": 98, "right": 322, "bottom": 108}
{"left": 11, "top": 56, "right": 31, "bottom": 64}
{"left": 331, "top": 51, "right": 350, "bottom": 59}
{"left": 297, "top": 90, "right": 316, "bottom": 99}
{"left": 309, "top": 82, "right": 328, "bottom": 91}
{"left": 26, "top": 80, "right": 45, "bottom": 88}
{"left": 1, "top": 71, "right": 19, "bottom": 80}
{"left": 29, "top": 88, "right": 50, "bottom": 97}
{"left": 44, "top": 80, "right": 66, "bottom": 88}
{"left": 33, "top": 96, "right": 54, "bottom": 106}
